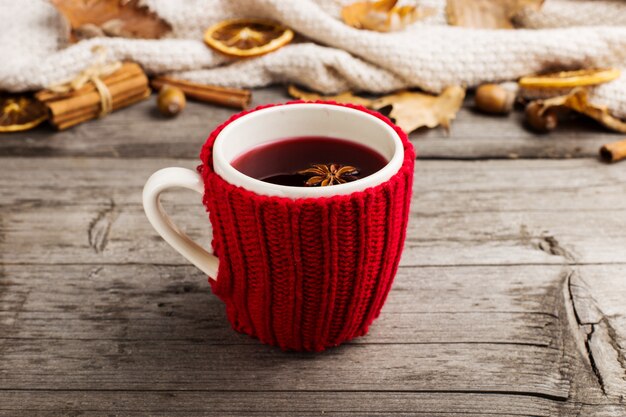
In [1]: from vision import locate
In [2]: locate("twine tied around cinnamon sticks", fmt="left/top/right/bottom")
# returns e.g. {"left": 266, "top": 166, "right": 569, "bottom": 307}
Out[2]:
{"left": 36, "top": 48, "right": 150, "bottom": 131}
{"left": 47, "top": 46, "right": 122, "bottom": 118}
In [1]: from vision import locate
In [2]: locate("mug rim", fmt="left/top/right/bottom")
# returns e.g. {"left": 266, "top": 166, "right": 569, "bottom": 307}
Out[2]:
{"left": 212, "top": 103, "right": 404, "bottom": 198}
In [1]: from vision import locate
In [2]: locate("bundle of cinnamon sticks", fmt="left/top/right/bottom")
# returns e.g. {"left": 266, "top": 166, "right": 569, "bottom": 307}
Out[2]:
{"left": 36, "top": 62, "right": 150, "bottom": 130}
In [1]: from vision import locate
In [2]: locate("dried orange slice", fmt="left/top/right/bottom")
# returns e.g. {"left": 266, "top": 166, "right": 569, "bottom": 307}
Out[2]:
{"left": 519, "top": 68, "right": 620, "bottom": 89}
{"left": 204, "top": 18, "right": 293, "bottom": 58}
{"left": 0, "top": 94, "right": 48, "bottom": 133}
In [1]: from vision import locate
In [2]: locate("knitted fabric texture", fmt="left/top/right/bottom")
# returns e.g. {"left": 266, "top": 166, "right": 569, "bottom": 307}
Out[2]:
{"left": 2, "top": 0, "right": 626, "bottom": 119}
{"left": 198, "top": 101, "right": 415, "bottom": 351}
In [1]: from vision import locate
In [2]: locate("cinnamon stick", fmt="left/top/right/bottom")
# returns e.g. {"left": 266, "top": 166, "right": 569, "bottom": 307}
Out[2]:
{"left": 52, "top": 84, "right": 148, "bottom": 124}
{"left": 36, "top": 62, "right": 150, "bottom": 130}
{"left": 43, "top": 71, "right": 148, "bottom": 118}
{"left": 36, "top": 63, "right": 144, "bottom": 102}
{"left": 151, "top": 76, "right": 251, "bottom": 109}
{"left": 600, "top": 138, "right": 626, "bottom": 163}
{"left": 54, "top": 88, "right": 151, "bottom": 130}
{"left": 53, "top": 90, "right": 149, "bottom": 127}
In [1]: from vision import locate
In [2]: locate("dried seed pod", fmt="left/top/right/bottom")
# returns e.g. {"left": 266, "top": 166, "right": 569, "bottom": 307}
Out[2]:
{"left": 157, "top": 84, "right": 186, "bottom": 117}
{"left": 74, "top": 23, "right": 105, "bottom": 40}
{"left": 525, "top": 101, "right": 558, "bottom": 132}
{"left": 474, "top": 83, "right": 516, "bottom": 115}
{"left": 101, "top": 19, "right": 130, "bottom": 37}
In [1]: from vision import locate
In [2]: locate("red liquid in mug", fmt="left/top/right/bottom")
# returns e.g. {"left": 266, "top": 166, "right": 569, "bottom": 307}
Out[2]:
{"left": 231, "top": 136, "right": 388, "bottom": 187}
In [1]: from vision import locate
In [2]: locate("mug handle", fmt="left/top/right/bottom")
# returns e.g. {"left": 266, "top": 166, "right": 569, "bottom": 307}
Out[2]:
{"left": 142, "top": 167, "right": 219, "bottom": 280}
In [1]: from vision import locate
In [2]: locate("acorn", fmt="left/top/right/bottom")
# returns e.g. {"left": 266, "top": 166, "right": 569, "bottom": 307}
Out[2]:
{"left": 157, "top": 84, "right": 186, "bottom": 117}
{"left": 474, "top": 83, "right": 516, "bottom": 115}
{"left": 525, "top": 101, "right": 558, "bottom": 132}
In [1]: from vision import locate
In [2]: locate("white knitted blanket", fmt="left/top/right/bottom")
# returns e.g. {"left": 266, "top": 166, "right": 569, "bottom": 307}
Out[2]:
{"left": 2, "top": 0, "right": 626, "bottom": 118}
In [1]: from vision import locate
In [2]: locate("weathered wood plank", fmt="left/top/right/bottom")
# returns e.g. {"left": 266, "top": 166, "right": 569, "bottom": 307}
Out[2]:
{"left": 1, "top": 195, "right": 624, "bottom": 266}
{"left": 2, "top": 158, "right": 626, "bottom": 211}
{"left": 0, "top": 391, "right": 563, "bottom": 417}
{"left": 1, "top": 159, "right": 625, "bottom": 267}
{"left": 574, "top": 405, "right": 626, "bottom": 417}
{"left": 0, "top": 89, "right": 619, "bottom": 160}
{"left": 0, "top": 264, "right": 560, "bottom": 346}
{"left": 567, "top": 265, "right": 626, "bottom": 399}
{"left": 0, "top": 264, "right": 573, "bottom": 398}
{"left": 1, "top": 154, "right": 624, "bottom": 415}
{"left": 2, "top": 263, "right": 624, "bottom": 408}
{"left": 0, "top": 340, "right": 569, "bottom": 395}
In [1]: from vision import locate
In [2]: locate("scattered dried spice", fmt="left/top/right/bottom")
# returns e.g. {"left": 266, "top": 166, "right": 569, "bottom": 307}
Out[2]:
{"left": 529, "top": 88, "right": 626, "bottom": 133}
{"left": 600, "top": 139, "right": 626, "bottom": 163}
{"left": 342, "top": 0, "right": 433, "bottom": 32}
{"left": 52, "top": 0, "right": 171, "bottom": 41}
{"left": 204, "top": 19, "right": 293, "bottom": 58}
{"left": 152, "top": 77, "right": 251, "bottom": 109}
{"left": 371, "top": 86, "right": 466, "bottom": 132}
{"left": 288, "top": 85, "right": 373, "bottom": 107}
{"left": 446, "top": 0, "right": 544, "bottom": 29}
{"left": 298, "top": 164, "right": 360, "bottom": 187}
{"left": 0, "top": 94, "right": 48, "bottom": 133}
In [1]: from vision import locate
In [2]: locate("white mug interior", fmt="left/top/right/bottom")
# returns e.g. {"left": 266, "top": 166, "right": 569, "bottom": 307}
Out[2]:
{"left": 212, "top": 103, "right": 404, "bottom": 198}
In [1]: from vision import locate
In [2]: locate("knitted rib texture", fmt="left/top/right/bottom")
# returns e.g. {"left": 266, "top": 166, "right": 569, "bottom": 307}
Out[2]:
{"left": 198, "top": 101, "right": 415, "bottom": 351}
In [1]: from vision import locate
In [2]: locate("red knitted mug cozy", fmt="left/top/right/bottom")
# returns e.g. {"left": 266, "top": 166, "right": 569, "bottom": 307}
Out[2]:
{"left": 198, "top": 101, "right": 415, "bottom": 351}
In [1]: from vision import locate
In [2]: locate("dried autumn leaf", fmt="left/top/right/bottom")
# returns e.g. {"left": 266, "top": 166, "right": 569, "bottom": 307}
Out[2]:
{"left": 446, "top": 0, "right": 544, "bottom": 29}
{"left": 371, "top": 86, "right": 465, "bottom": 133}
{"left": 288, "top": 85, "right": 465, "bottom": 133}
{"left": 342, "top": 0, "right": 433, "bottom": 32}
{"left": 52, "top": 0, "right": 171, "bottom": 40}
{"left": 288, "top": 85, "right": 373, "bottom": 107}
{"left": 535, "top": 88, "right": 626, "bottom": 133}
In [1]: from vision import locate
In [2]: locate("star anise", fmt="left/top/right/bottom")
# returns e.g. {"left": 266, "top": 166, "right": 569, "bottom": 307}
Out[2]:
{"left": 298, "top": 163, "right": 360, "bottom": 187}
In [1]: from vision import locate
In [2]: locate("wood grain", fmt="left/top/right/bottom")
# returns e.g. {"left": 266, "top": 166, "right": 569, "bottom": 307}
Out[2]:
{"left": 0, "top": 391, "right": 567, "bottom": 416}
{"left": 0, "top": 263, "right": 594, "bottom": 400}
{"left": 0, "top": 264, "right": 558, "bottom": 345}
{"left": 1, "top": 263, "right": 625, "bottom": 412}
{"left": 0, "top": 88, "right": 620, "bottom": 160}
{"left": 1, "top": 87, "right": 626, "bottom": 416}
{"left": 1, "top": 158, "right": 625, "bottom": 267}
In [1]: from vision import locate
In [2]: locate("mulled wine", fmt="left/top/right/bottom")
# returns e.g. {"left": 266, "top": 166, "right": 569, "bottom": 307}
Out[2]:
{"left": 231, "top": 136, "right": 388, "bottom": 187}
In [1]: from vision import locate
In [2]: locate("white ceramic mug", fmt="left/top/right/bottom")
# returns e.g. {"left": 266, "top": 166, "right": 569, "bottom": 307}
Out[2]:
{"left": 143, "top": 103, "right": 404, "bottom": 280}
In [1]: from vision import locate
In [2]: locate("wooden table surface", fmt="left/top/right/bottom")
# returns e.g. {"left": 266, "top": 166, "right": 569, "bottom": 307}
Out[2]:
{"left": 1, "top": 88, "right": 625, "bottom": 416}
